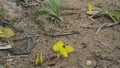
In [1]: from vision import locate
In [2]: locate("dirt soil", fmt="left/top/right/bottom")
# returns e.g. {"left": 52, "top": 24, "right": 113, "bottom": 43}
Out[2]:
{"left": 0, "top": 0, "right": 120, "bottom": 68}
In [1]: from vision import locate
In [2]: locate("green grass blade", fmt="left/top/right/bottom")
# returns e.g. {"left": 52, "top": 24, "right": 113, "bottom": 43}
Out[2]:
{"left": 102, "top": 8, "right": 118, "bottom": 22}
{"left": 117, "top": 3, "right": 120, "bottom": 9}
{"left": 55, "top": 0, "right": 63, "bottom": 14}
{"left": 39, "top": 7, "right": 55, "bottom": 15}
{"left": 47, "top": 0, "right": 57, "bottom": 14}
{"left": 47, "top": 0, "right": 63, "bottom": 15}
{"left": 39, "top": 8, "right": 51, "bottom": 14}
{"left": 108, "top": 13, "right": 117, "bottom": 22}
{"left": 0, "top": 7, "right": 4, "bottom": 14}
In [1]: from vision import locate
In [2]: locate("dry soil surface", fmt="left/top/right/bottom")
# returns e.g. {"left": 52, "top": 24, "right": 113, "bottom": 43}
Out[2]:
{"left": 0, "top": 0, "right": 120, "bottom": 68}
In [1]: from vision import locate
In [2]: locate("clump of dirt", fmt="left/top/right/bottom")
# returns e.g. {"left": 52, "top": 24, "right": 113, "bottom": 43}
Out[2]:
{"left": 0, "top": 0, "right": 120, "bottom": 68}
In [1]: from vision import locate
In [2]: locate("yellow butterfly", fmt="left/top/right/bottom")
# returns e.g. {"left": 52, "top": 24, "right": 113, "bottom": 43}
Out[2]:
{"left": 53, "top": 40, "right": 64, "bottom": 52}
{"left": 65, "top": 44, "right": 74, "bottom": 53}
{"left": 53, "top": 40, "right": 74, "bottom": 57}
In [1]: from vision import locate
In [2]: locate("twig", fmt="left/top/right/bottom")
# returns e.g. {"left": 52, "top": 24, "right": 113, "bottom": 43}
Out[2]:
{"left": 6, "top": 53, "right": 28, "bottom": 59}
{"left": 105, "top": 22, "right": 119, "bottom": 27}
{"left": 95, "top": 23, "right": 107, "bottom": 34}
{"left": 95, "top": 39, "right": 113, "bottom": 50}
{"left": 80, "top": 25, "right": 98, "bottom": 28}
{"left": 44, "top": 31, "right": 80, "bottom": 37}
{"left": 80, "top": 22, "right": 120, "bottom": 32}
{"left": 88, "top": 16, "right": 98, "bottom": 23}
{"left": 61, "top": 7, "right": 81, "bottom": 10}
{"left": 95, "top": 22, "right": 119, "bottom": 34}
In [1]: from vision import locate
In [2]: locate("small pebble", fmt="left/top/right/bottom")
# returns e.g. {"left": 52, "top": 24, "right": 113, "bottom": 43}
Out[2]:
{"left": 86, "top": 60, "right": 92, "bottom": 65}
{"left": 81, "top": 42, "right": 88, "bottom": 48}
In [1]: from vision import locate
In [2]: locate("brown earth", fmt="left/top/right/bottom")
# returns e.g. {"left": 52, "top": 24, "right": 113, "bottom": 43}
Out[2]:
{"left": 0, "top": 0, "right": 120, "bottom": 68}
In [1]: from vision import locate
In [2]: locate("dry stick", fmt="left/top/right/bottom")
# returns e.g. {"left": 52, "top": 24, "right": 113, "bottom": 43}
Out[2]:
{"left": 88, "top": 16, "right": 98, "bottom": 23}
{"left": 81, "top": 21, "right": 119, "bottom": 28}
{"left": 88, "top": 16, "right": 103, "bottom": 34}
{"left": 95, "top": 21, "right": 120, "bottom": 34}
{"left": 81, "top": 16, "right": 100, "bottom": 28}
{"left": 95, "top": 23, "right": 108, "bottom": 34}
{"left": 6, "top": 53, "right": 28, "bottom": 59}
{"left": 96, "top": 22, "right": 119, "bottom": 34}
{"left": 82, "top": 14, "right": 120, "bottom": 29}
{"left": 105, "top": 22, "right": 119, "bottom": 27}
{"left": 95, "top": 39, "right": 113, "bottom": 50}
{"left": 44, "top": 31, "right": 80, "bottom": 37}
{"left": 91, "top": 51, "right": 120, "bottom": 67}
{"left": 81, "top": 17, "right": 120, "bottom": 34}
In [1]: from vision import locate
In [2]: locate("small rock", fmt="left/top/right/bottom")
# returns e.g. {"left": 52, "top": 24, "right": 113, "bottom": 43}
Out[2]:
{"left": 86, "top": 60, "right": 92, "bottom": 65}
{"left": 81, "top": 42, "right": 88, "bottom": 48}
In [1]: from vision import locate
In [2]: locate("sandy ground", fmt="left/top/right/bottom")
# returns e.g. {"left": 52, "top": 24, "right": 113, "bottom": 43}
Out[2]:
{"left": 0, "top": 0, "right": 120, "bottom": 68}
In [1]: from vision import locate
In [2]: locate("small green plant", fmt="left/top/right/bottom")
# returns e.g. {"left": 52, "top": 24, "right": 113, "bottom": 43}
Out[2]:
{"left": 117, "top": 3, "right": 120, "bottom": 9}
{"left": 0, "top": 7, "right": 4, "bottom": 14}
{"left": 103, "top": 4, "right": 120, "bottom": 22}
{"left": 39, "top": 0, "right": 64, "bottom": 21}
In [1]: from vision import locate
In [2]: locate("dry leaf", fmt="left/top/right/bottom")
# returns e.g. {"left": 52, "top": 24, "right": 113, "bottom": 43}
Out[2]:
{"left": 0, "top": 27, "right": 14, "bottom": 37}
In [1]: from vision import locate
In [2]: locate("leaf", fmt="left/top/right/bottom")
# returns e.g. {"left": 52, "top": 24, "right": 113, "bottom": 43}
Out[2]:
{"left": 102, "top": 5, "right": 120, "bottom": 22}
{"left": 40, "top": 52, "right": 43, "bottom": 63}
{"left": 109, "top": 12, "right": 120, "bottom": 21}
{"left": 53, "top": 40, "right": 64, "bottom": 52}
{"left": 47, "top": 0, "right": 57, "bottom": 14}
{"left": 0, "top": 7, "right": 4, "bottom": 14}
{"left": 47, "top": 0, "right": 63, "bottom": 15}
{"left": 0, "top": 27, "right": 14, "bottom": 38}
{"left": 54, "top": 0, "right": 63, "bottom": 13}
{"left": 117, "top": 3, "right": 120, "bottom": 9}
{"left": 65, "top": 44, "right": 74, "bottom": 53}
{"left": 55, "top": 0, "right": 63, "bottom": 8}
{"left": 35, "top": 53, "right": 39, "bottom": 65}
{"left": 60, "top": 47, "right": 68, "bottom": 57}
{"left": 39, "top": 8, "right": 54, "bottom": 15}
